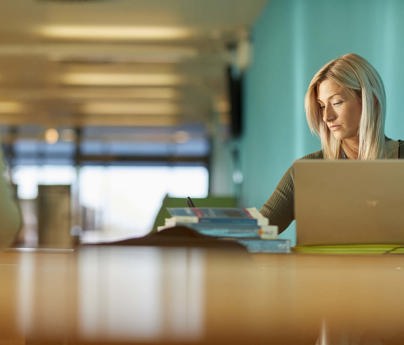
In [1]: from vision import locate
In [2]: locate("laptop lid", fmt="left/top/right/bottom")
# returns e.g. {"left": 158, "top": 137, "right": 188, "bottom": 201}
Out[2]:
{"left": 294, "top": 160, "right": 404, "bottom": 245}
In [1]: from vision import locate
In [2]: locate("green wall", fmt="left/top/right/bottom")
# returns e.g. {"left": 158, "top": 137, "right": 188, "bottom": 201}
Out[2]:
{"left": 240, "top": 0, "right": 404, "bottom": 243}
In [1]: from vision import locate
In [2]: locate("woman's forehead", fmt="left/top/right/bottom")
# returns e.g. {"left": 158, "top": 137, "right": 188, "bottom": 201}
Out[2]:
{"left": 317, "top": 79, "right": 345, "bottom": 98}
{"left": 316, "top": 78, "right": 359, "bottom": 100}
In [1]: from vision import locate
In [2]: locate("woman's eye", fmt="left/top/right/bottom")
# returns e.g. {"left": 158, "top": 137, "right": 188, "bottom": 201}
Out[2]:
{"left": 333, "top": 101, "right": 343, "bottom": 106}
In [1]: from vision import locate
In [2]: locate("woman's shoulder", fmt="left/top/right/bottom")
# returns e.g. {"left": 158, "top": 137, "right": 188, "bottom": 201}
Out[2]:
{"left": 385, "top": 137, "right": 402, "bottom": 158}
{"left": 298, "top": 149, "right": 324, "bottom": 160}
{"left": 286, "top": 150, "right": 323, "bottom": 179}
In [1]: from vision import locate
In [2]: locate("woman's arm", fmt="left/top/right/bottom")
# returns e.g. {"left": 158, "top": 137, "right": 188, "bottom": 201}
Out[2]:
{"left": 260, "top": 166, "right": 295, "bottom": 233}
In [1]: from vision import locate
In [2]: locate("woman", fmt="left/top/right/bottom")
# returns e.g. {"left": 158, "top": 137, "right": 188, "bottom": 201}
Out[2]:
{"left": 0, "top": 149, "right": 22, "bottom": 247}
{"left": 260, "top": 53, "right": 403, "bottom": 233}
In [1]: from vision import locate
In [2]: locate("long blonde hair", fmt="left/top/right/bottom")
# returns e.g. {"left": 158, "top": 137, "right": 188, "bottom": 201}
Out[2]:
{"left": 305, "top": 53, "right": 386, "bottom": 159}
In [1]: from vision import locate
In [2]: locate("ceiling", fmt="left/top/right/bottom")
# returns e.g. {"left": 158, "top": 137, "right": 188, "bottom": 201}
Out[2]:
{"left": 0, "top": 0, "right": 267, "bottom": 163}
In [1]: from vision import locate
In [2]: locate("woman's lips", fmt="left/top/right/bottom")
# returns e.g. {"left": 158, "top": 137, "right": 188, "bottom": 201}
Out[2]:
{"left": 329, "top": 124, "right": 341, "bottom": 131}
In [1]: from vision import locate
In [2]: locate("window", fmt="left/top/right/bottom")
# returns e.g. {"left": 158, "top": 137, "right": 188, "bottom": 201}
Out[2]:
{"left": 13, "top": 165, "right": 209, "bottom": 244}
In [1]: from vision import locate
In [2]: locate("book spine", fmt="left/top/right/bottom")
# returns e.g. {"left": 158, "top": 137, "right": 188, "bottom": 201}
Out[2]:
{"left": 258, "top": 225, "right": 278, "bottom": 239}
{"left": 196, "top": 229, "right": 259, "bottom": 238}
{"left": 190, "top": 223, "right": 264, "bottom": 230}
{"left": 164, "top": 218, "right": 271, "bottom": 230}
{"left": 237, "top": 239, "right": 291, "bottom": 253}
{"left": 191, "top": 207, "right": 253, "bottom": 219}
{"left": 246, "top": 207, "right": 268, "bottom": 223}
{"left": 165, "top": 216, "right": 267, "bottom": 226}
{"left": 166, "top": 207, "right": 268, "bottom": 225}
{"left": 168, "top": 216, "right": 199, "bottom": 223}
{"left": 161, "top": 221, "right": 278, "bottom": 239}
{"left": 197, "top": 217, "right": 266, "bottom": 225}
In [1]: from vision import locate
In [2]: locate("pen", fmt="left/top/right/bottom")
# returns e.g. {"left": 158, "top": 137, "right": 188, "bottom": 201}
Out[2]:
{"left": 186, "top": 196, "right": 196, "bottom": 208}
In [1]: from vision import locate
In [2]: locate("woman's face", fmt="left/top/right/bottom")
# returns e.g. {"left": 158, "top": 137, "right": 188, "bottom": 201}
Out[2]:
{"left": 317, "top": 79, "right": 362, "bottom": 141}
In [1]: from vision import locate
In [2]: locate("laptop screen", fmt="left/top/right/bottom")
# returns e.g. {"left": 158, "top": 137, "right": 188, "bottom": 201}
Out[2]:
{"left": 294, "top": 160, "right": 404, "bottom": 246}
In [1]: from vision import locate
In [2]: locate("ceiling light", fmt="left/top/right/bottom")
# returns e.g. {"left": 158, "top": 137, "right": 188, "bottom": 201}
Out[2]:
{"left": 60, "top": 129, "right": 77, "bottom": 142}
{"left": 173, "top": 131, "right": 191, "bottom": 144}
{"left": 4, "top": 88, "right": 180, "bottom": 101}
{"left": 81, "top": 102, "right": 180, "bottom": 115}
{"left": 37, "top": 26, "right": 193, "bottom": 41}
{"left": 61, "top": 73, "right": 185, "bottom": 86}
{"left": 0, "top": 44, "right": 197, "bottom": 63}
{"left": 44, "top": 128, "right": 59, "bottom": 144}
{"left": 81, "top": 115, "right": 180, "bottom": 127}
{"left": 63, "top": 88, "right": 180, "bottom": 100}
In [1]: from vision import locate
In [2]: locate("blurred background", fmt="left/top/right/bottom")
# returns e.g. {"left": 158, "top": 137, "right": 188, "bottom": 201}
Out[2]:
{"left": 2, "top": 0, "right": 404, "bottom": 247}
{"left": 0, "top": 0, "right": 266, "bottom": 246}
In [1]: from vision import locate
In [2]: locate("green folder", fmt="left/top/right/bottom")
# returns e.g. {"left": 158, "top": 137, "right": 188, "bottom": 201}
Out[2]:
{"left": 292, "top": 244, "right": 404, "bottom": 255}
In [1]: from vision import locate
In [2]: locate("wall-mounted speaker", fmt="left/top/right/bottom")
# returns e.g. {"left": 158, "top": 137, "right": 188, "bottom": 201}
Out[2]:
{"left": 226, "top": 66, "right": 243, "bottom": 139}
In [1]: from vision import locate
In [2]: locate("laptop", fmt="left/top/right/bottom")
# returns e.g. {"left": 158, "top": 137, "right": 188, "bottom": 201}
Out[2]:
{"left": 294, "top": 160, "right": 404, "bottom": 246}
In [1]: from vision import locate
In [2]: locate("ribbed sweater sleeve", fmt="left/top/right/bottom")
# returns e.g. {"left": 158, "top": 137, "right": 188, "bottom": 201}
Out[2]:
{"left": 260, "top": 150, "right": 323, "bottom": 233}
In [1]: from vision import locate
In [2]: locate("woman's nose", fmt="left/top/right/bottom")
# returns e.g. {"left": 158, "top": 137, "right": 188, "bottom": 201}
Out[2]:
{"left": 322, "top": 105, "right": 336, "bottom": 122}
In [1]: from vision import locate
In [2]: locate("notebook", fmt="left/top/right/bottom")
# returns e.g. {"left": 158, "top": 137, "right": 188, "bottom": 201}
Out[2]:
{"left": 293, "top": 160, "right": 404, "bottom": 246}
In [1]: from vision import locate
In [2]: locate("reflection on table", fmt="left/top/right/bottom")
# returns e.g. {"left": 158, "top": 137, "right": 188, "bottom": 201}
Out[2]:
{"left": 1, "top": 246, "right": 404, "bottom": 344}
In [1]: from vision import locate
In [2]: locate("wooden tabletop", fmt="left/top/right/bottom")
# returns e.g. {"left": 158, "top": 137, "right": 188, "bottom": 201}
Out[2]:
{"left": 1, "top": 246, "right": 404, "bottom": 344}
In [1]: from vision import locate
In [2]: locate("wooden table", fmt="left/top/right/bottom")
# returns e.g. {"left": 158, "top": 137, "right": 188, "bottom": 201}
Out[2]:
{"left": 1, "top": 246, "right": 404, "bottom": 344}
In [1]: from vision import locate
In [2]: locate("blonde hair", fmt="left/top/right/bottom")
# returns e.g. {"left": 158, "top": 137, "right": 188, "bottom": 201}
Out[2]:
{"left": 305, "top": 53, "right": 386, "bottom": 159}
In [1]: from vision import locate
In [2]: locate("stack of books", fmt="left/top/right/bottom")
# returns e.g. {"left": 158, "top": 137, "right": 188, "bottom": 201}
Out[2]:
{"left": 158, "top": 207, "right": 291, "bottom": 253}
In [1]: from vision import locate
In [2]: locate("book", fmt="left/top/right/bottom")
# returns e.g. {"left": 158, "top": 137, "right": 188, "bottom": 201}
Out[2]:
{"left": 166, "top": 207, "right": 268, "bottom": 226}
{"left": 159, "top": 220, "right": 278, "bottom": 239}
{"left": 158, "top": 222, "right": 288, "bottom": 253}
{"left": 158, "top": 207, "right": 289, "bottom": 253}
{"left": 157, "top": 219, "right": 289, "bottom": 253}
{"left": 237, "top": 238, "right": 291, "bottom": 253}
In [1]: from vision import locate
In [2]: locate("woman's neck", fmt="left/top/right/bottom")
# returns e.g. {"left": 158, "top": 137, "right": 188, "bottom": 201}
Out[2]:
{"left": 341, "top": 138, "right": 359, "bottom": 159}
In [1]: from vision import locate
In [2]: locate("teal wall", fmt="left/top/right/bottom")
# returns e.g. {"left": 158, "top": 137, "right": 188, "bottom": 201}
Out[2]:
{"left": 240, "top": 0, "right": 404, "bottom": 243}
